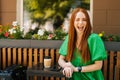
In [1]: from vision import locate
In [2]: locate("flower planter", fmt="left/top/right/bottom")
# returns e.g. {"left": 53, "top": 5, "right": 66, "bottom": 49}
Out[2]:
{"left": 30, "top": 40, "right": 63, "bottom": 48}
{"left": 0, "top": 39, "right": 31, "bottom": 48}
{"left": 0, "top": 39, "right": 120, "bottom": 51}
{"left": 0, "top": 39, "right": 63, "bottom": 48}
{"left": 104, "top": 41, "right": 120, "bottom": 51}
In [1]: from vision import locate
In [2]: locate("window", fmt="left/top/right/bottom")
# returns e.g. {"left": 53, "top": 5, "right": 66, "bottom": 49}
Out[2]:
{"left": 17, "top": 0, "right": 93, "bottom": 34}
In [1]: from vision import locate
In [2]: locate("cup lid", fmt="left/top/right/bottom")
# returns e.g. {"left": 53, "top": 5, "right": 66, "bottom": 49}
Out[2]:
{"left": 44, "top": 56, "right": 51, "bottom": 59}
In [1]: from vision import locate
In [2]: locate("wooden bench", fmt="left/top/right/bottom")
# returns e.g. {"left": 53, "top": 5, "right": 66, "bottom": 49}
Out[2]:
{"left": 0, "top": 47, "right": 120, "bottom": 80}
{"left": 103, "top": 51, "right": 120, "bottom": 80}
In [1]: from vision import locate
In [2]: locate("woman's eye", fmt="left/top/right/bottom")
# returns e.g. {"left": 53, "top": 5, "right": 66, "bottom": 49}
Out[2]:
{"left": 82, "top": 18, "right": 87, "bottom": 21}
{"left": 76, "top": 18, "right": 80, "bottom": 21}
{"left": 75, "top": 18, "right": 87, "bottom": 22}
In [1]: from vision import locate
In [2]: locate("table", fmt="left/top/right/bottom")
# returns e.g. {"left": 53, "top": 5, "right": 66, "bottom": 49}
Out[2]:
{"left": 27, "top": 63, "right": 67, "bottom": 80}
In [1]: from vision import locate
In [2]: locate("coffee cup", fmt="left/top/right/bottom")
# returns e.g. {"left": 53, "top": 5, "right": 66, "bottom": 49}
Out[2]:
{"left": 44, "top": 56, "right": 51, "bottom": 68}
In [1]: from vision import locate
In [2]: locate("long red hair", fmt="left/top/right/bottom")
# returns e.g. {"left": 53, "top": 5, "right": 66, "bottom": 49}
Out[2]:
{"left": 66, "top": 8, "right": 92, "bottom": 63}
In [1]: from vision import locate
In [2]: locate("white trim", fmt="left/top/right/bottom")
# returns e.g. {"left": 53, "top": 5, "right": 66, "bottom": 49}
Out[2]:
{"left": 16, "top": 0, "right": 23, "bottom": 27}
{"left": 90, "top": 0, "right": 93, "bottom": 26}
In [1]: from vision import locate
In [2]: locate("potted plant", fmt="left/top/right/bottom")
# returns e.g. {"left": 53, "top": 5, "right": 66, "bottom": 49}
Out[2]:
{"left": 99, "top": 31, "right": 120, "bottom": 51}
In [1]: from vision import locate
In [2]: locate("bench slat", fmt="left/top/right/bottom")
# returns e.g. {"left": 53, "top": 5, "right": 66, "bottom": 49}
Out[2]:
{"left": 7, "top": 48, "right": 11, "bottom": 66}
{"left": 40, "top": 49, "right": 44, "bottom": 63}
{"left": 103, "top": 51, "right": 108, "bottom": 80}
{"left": 34, "top": 48, "right": 38, "bottom": 65}
{"left": 28, "top": 48, "right": 32, "bottom": 68}
{"left": 109, "top": 51, "right": 114, "bottom": 80}
{"left": 2, "top": 48, "right": 6, "bottom": 69}
{"left": 56, "top": 49, "right": 60, "bottom": 64}
{"left": 116, "top": 51, "right": 120, "bottom": 80}
{"left": 45, "top": 49, "right": 49, "bottom": 56}
{"left": 50, "top": 49, "right": 55, "bottom": 66}
{"left": 18, "top": 48, "right": 22, "bottom": 64}
{"left": 13, "top": 48, "right": 17, "bottom": 64}
{"left": 23, "top": 48, "right": 27, "bottom": 66}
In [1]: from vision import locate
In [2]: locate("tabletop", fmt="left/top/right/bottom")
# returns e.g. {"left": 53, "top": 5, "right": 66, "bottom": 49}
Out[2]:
{"left": 27, "top": 63, "right": 65, "bottom": 78}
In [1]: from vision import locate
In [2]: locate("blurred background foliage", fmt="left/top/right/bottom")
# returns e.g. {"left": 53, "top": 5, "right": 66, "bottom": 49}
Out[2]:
{"left": 23, "top": 0, "right": 90, "bottom": 29}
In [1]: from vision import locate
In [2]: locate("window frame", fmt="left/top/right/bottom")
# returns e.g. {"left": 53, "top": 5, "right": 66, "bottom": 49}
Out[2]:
{"left": 16, "top": 0, "right": 93, "bottom": 28}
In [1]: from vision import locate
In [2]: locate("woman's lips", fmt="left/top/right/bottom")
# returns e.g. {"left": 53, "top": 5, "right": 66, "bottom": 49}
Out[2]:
{"left": 77, "top": 26, "right": 84, "bottom": 30}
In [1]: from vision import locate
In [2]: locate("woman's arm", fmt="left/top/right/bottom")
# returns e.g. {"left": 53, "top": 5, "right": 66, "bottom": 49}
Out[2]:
{"left": 81, "top": 61, "right": 103, "bottom": 72}
{"left": 58, "top": 55, "right": 103, "bottom": 72}
{"left": 58, "top": 55, "right": 103, "bottom": 77}
{"left": 72, "top": 61, "right": 103, "bottom": 72}
{"left": 58, "top": 60, "right": 103, "bottom": 73}
{"left": 58, "top": 55, "right": 67, "bottom": 68}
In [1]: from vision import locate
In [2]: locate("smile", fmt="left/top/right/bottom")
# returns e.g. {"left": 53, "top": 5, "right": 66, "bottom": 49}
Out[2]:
{"left": 77, "top": 26, "right": 84, "bottom": 30}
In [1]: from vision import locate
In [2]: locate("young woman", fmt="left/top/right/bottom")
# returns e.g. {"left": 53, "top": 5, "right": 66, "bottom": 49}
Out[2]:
{"left": 58, "top": 8, "right": 107, "bottom": 80}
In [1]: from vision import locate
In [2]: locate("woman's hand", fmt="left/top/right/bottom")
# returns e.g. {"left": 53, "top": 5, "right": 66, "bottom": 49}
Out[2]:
{"left": 64, "top": 62, "right": 72, "bottom": 67}
{"left": 62, "top": 66, "right": 73, "bottom": 78}
{"left": 58, "top": 55, "right": 75, "bottom": 70}
{"left": 64, "top": 62, "right": 77, "bottom": 72}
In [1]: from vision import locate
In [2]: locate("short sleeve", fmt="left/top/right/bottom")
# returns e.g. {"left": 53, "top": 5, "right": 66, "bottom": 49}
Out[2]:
{"left": 59, "top": 35, "right": 68, "bottom": 56}
{"left": 88, "top": 33, "right": 107, "bottom": 62}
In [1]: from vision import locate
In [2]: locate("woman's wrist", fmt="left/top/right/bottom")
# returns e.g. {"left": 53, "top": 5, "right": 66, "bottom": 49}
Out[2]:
{"left": 74, "top": 66, "right": 82, "bottom": 72}
{"left": 74, "top": 67, "right": 78, "bottom": 72}
{"left": 77, "top": 66, "right": 82, "bottom": 72}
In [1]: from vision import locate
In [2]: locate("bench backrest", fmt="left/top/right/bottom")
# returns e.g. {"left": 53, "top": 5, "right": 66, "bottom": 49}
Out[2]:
{"left": 102, "top": 51, "right": 120, "bottom": 80}
{"left": 0, "top": 47, "right": 120, "bottom": 80}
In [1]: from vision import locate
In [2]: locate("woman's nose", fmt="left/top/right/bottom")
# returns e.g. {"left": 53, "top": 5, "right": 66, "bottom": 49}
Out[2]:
{"left": 79, "top": 20, "right": 83, "bottom": 24}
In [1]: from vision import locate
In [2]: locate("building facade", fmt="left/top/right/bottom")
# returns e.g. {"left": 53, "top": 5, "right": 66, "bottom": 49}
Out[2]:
{"left": 0, "top": 0, "right": 120, "bottom": 35}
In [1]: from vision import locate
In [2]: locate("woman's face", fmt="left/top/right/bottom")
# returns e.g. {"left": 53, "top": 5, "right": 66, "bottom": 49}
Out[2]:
{"left": 74, "top": 11, "right": 87, "bottom": 34}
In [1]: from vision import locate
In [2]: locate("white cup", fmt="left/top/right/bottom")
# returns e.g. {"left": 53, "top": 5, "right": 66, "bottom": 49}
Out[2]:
{"left": 44, "top": 56, "right": 51, "bottom": 68}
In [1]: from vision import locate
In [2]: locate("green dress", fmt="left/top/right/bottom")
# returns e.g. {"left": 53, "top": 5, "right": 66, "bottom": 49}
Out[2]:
{"left": 59, "top": 33, "right": 107, "bottom": 80}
